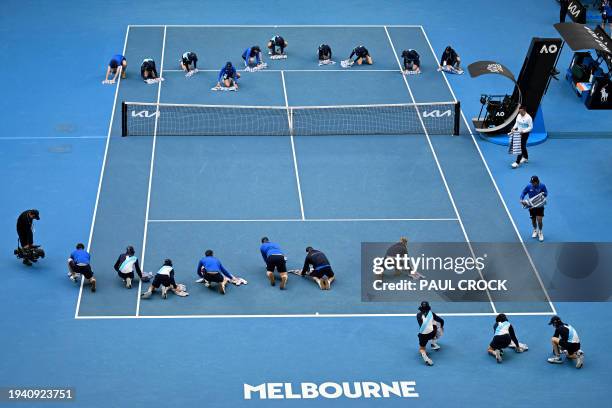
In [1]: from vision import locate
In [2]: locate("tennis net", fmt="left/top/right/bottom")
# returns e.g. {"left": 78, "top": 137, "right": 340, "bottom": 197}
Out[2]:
{"left": 121, "top": 101, "right": 460, "bottom": 136}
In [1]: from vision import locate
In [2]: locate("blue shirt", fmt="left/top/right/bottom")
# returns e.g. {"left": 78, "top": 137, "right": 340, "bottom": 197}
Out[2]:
{"left": 260, "top": 242, "right": 283, "bottom": 261}
{"left": 197, "top": 256, "right": 233, "bottom": 279}
{"left": 520, "top": 183, "right": 548, "bottom": 200}
{"left": 110, "top": 54, "right": 125, "bottom": 67}
{"left": 70, "top": 249, "right": 90, "bottom": 265}
{"left": 242, "top": 48, "right": 261, "bottom": 64}
{"left": 218, "top": 65, "right": 237, "bottom": 82}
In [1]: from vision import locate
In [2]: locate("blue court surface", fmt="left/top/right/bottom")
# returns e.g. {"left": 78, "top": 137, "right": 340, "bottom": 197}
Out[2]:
{"left": 2, "top": 1, "right": 612, "bottom": 407}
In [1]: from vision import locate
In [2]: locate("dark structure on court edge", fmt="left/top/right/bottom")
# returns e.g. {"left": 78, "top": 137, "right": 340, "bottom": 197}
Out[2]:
{"left": 555, "top": 23, "right": 612, "bottom": 110}
{"left": 469, "top": 36, "right": 563, "bottom": 134}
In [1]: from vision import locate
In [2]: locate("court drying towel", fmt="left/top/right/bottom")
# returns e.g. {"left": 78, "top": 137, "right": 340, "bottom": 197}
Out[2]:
{"left": 508, "top": 131, "right": 522, "bottom": 155}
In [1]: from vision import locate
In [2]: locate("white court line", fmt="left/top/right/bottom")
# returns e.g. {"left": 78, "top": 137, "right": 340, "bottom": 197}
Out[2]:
{"left": 164, "top": 69, "right": 400, "bottom": 72}
{"left": 0, "top": 136, "right": 107, "bottom": 141}
{"left": 147, "top": 218, "right": 458, "bottom": 223}
{"left": 74, "top": 26, "right": 131, "bottom": 319}
{"left": 129, "top": 24, "right": 424, "bottom": 28}
{"left": 136, "top": 25, "right": 168, "bottom": 317}
{"left": 75, "top": 311, "right": 554, "bottom": 320}
{"left": 281, "top": 70, "right": 305, "bottom": 220}
{"left": 383, "top": 26, "right": 497, "bottom": 315}
{"left": 418, "top": 27, "right": 557, "bottom": 315}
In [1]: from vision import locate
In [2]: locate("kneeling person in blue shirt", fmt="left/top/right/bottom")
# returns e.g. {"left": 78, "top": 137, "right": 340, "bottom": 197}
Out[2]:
{"left": 68, "top": 243, "right": 96, "bottom": 292}
{"left": 216, "top": 61, "right": 240, "bottom": 89}
{"left": 260, "top": 237, "right": 288, "bottom": 289}
{"left": 196, "top": 249, "right": 234, "bottom": 295}
{"left": 301, "top": 247, "right": 335, "bottom": 290}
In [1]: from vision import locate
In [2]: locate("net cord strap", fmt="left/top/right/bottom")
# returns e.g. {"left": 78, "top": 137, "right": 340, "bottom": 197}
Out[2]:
{"left": 121, "top": 101, "right": 460, "bottom": 136}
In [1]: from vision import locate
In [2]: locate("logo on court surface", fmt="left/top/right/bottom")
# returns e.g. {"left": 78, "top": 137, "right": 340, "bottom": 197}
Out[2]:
{"left": 421, "top": 109, "right": 452, "bottom": 118}
{"left": 244, "top": 381, "right": 418, "bottom": 400}
{"left": 131, "top": 110, "right": 159, "bottom": 118}
{"left": 486, "top": 63, "right": 503, "bottom": 73}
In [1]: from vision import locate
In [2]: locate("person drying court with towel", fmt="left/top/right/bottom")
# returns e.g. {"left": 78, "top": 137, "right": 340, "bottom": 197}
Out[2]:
{"left": 300, "top": 247, "right": 335, "bottom": 290}
{"left": 416, "top": 301, "right": 444, "bottom": 366}
{"left": 318, "top": 43, "right": 333, "bottom": 64}
{"left": 487, "top": 314, "right": 526, "bottom": 364}
{"left": 114, "top": 245, "right": 144, "bottom": 289}
{"left": 260, "top": 237, "right": 288, "bottom": 289}
{"left": 68, "top": 243, "right": 96, "bottom": 292}
{"left": 104, "top": 54, "right": 127, "bottom": 84}
{"left": 196, "top": 249, "right": 234, "bottom": 295}
{"left": 141, "top": 259, "right": 188, "bottom": 299}
{"left": 267, "top": 35, "right": 288, "bottom": 56}
{"left": 180, "top": 51, "right": 198, "bottom": 75}
{"left": 348, "top": 45, "right": 372, "bottom": 65}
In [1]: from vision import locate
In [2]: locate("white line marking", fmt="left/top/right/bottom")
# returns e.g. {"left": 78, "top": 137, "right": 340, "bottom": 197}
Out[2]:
{"left": 75, "top": 26, "right": 131, "bottom": 319}
{"left": 0, "top": 136, "right": 107, "bottom": 141}
{"left": 281, "top": 71, "right": 305, "bottom": 220}
{"left": 384, "top": 26, "right": 497, "bottom": 314}
{"left": 75, "top": 311, "right": 554, "bottom": 320}
{"left": 136, "top": 25, "right": 167, "bottom": 317}
{"left": 418, "top": 27, "right": 556, "bottom": 315}
{"left": 123, "top": 100, "right": 454, "bottom": 109}
{"left": 164, "top": 69, "right": 401, "bottom": 72}
{"left": 147, "top": 218, "right": 458, "bottom": 223}
{"left": 129, "top": 24, "right": 424, "bottom": 28}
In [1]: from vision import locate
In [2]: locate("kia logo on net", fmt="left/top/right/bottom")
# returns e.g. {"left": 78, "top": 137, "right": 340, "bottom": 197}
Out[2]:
{"left": 131, "top": 110, "right": 159, "bottom": 118}
{"left": 422, "top": 109, "right": 452, "bottom": 118}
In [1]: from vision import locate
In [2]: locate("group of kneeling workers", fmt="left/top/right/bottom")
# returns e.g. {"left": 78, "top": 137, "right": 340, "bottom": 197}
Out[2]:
{"left": 66, "top": 236, "right": 335, "bottom": 298}
{"left": 416, "top": 301, "right": 585, "bottom": 368}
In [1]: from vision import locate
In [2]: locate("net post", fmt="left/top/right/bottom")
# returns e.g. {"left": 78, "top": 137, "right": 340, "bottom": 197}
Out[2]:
{"left": 453, "top": 101, "right": 460, "bottom": 136}
{"left": 121, "top": 102, "right": 128, "bottom": 137}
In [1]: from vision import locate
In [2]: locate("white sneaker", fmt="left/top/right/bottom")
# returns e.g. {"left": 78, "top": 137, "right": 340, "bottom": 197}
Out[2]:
{"left": 547, "top": 355, "right": 563, "bottom": 364}
{"left": 161, "top": 286, "right": 168, "bottom": 299}
{"left": 520, "top": 157, "right": 528, "bottom": 164}
{"left": 494, "top": 349, "right": 503, "bottom": 363}
{"left": 424, "top": 357, "right": 434, "bottom": 366}
{"left": 430, "top": 343, "right": 441, "bottom": 351}
{"left": 532, "top": 229, "right": 538, "bottom": 238}
{"left": 141, "top": 291, "right": 152, "bottom": 299}
{"left": 126, "top": 277, "right": 132, "bottom": 289}
{"left": 538, "top": 231, "right": 544, "bottom": 242}
{"left": 511, "top": 162, "right": 519, "bottom": 169}
{"left": 575, "top": 350, "right": 584, "bottom": 369}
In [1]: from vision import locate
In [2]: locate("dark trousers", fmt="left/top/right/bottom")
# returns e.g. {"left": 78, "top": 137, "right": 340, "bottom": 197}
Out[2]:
{"left": 516, "top": 132, "right": 530, "bottom": 163}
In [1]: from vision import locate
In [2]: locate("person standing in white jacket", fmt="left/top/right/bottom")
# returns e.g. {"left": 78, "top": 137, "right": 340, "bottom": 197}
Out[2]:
{"left": 511, "top": 106, "right": 533, "bottom": 168}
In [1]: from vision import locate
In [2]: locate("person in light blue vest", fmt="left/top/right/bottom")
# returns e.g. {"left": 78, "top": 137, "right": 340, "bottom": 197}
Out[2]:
{"left": 114, "top": 246, "right": 143, "bottom": 289}
{"left": 547, "top": 316, "right": 584, "bottom": 368}
{"left": 487, "top": 314, "right": 526, "bottom": 363}
{"left": 141, "top": 259, "right": 188, "bottom": 299}
{"left": 416, "top": 301, "right": 444, "bottom": 366}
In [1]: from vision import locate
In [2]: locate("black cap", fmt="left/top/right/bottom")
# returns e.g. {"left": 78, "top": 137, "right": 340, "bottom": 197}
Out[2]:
{"left": 548, "top": 315, "right": 562, "bottom": 325}
{"left": 418, "top": 301, "right": 431, "bottom": 312}
{"left": 530, "top": 175, "right": 539, "bottom": 184}
{"left": 261, "top": 237, "right": 269, "bottom": 243}
{"left": 163, "top": 258, "right": 173, "bottom": 266}
{"left": 126, "top": 246, "right": 135, "bottom": 256}
{"left": 30, "top": 209, "right": 40, "bottom": 220}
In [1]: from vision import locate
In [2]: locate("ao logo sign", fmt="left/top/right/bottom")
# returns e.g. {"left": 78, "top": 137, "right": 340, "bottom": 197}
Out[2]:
{"left": 131, "top": 110, "right": 159, "bottom": 118}
{"left": 540, "top": 44, "right": 558, "bottom": 54}
{"left": 422, "top": 110, "right": 452, "bottom": 118}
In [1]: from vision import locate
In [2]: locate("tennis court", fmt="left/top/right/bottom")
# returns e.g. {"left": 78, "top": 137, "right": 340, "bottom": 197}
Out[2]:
{"left": 74, "top": 25, "right": 553, "bottom": 319}
{"left": 3, "top": 2, "right": 612, "bottom": 407}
